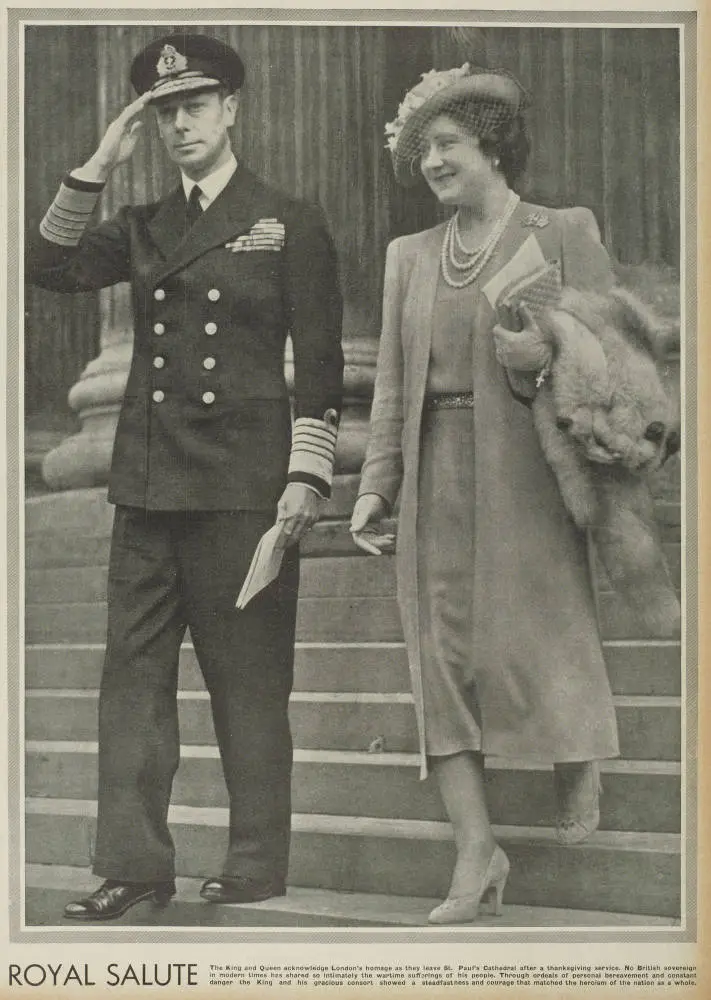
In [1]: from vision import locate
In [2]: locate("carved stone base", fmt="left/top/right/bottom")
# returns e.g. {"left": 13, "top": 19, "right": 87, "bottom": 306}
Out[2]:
{"left": 41, "top": 342, "right": 130, "bottom": 491}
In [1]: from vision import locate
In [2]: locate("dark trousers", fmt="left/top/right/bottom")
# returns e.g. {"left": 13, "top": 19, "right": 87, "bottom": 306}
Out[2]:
{"left": 92, "top": 506, "right": 299, "bottom": 884}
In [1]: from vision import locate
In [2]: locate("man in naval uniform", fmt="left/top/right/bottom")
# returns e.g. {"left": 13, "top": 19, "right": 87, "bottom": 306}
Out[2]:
{"left": 27, "top": 32, "right": 344, "bottom": 920}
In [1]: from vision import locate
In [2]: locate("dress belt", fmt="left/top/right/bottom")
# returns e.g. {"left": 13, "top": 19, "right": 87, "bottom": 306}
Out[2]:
{"left": 424, "top": 390, "right": 475, "bottom": 411}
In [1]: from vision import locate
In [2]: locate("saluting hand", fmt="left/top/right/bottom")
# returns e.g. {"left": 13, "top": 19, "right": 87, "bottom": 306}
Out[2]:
{"left": 73, "top": 92, "right": 152, "bottom": 184}
{"left": 350, "top": 494, "right": 395, "bottom": 556}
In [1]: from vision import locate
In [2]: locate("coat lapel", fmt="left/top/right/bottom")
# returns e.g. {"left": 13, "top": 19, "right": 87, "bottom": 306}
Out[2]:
{"left": 147, "top": 165, "right": 272, "bottom": 285}
{"left": 145, "top": 186, "right": 190, "bottom": 261}
{"left": 402, "top": 225, "right": 444, "bottom": 413}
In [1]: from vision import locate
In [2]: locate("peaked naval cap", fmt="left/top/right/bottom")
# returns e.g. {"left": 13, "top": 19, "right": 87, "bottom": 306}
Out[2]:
{"left": 386, "top": 64, "right": 528, "bottom": 186}
{"left": 130, "top": 33, "right": 245, "bottom": 102}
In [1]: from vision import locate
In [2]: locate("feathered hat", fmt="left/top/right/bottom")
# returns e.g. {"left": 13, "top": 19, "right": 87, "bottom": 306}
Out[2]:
{"left": 385, "top": 63, "right": 528, "bottom": 185}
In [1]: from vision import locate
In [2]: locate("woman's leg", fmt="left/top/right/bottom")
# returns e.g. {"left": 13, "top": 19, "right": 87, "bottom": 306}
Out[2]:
{"left": 553, "top": 760, "right": 602, "bottom": 844}
{"left": 431, "top": 750, "right": 497, "bottom": 897}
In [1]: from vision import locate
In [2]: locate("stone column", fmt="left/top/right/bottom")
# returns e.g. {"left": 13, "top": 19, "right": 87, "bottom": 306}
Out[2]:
{"left": 41, "top": 329, "right": 132, "bottom": 490}
{"left": 42, "top": 27, "right": 162, "bottom": 490}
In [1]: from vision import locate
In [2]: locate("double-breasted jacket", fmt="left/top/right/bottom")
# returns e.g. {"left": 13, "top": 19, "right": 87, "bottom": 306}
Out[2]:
{"left": 28, "top": 164, "right": 344, "bottom": 511}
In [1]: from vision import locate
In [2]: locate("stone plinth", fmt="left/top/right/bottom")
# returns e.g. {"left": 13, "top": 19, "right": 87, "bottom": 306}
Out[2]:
{"left": 42, "top": 340, "right": 131, "bottom": 491}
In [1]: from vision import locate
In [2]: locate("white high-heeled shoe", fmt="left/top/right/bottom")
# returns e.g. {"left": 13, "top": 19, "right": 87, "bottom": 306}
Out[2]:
{"left": 554, "top": 760, "right": 602, "bottom": 845}
{"left": 427, "top": 845, "right": 510, "bottom": 924}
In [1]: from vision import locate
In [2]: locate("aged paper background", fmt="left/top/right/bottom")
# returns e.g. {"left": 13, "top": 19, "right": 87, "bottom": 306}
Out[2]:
{"left": 1, "top": 0, "right": 706, "bottom": 997}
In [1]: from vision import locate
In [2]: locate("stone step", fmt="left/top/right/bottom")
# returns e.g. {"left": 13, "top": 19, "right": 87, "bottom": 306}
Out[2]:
{"left": 25, "top": 690, "right": 681, "bottom": 761}
{"left": 24, "top": 483, "right": 362, "bottom": 536}
{"left": 592, "top": 547, "right": 681, "bottom": 592}
{"left": 24, "top": 592, "right": 682, "bottom": 645}
{"left": 24, "top": 512, "right": 681, "bottom": 569}
{"left": 25, "top": 742, "right": 681, "bottom": 834}
{"left": 24, "top": 639, "right": 683, "bottom": 697}
{"left": 24, "top": 864, "right": 680, "bottom": 928}
{"left": 24, "top": 487, "right": 680, "bottom": 539}
{"left": 24, "top": 799, "right": 681, "bottom": 917}
{"left": 22, "top": 523, "right": 386, "bottom": 570}
{"left": 24, "top": 545, "right": 682, "bottom": 604}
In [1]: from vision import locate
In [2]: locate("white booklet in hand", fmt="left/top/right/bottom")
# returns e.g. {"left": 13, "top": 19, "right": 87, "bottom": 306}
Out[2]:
{"left": 497, "top": 260, "right": 562, "bottom": 328}
{"left": 235, "top": 523, "right": 285, "bottom": 609}
{"left": 482, "top": 234, "right": 547, "bottom": 310}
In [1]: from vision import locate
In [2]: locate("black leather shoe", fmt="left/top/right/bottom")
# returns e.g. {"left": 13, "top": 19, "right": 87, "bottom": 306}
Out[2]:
{"left": 200, "top": 876, "right": 286, "bottom": 904}
{"left": 63, "top": 880, "right": 176, "bottom": 921}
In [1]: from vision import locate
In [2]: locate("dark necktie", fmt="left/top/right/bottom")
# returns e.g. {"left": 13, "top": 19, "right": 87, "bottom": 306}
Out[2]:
{"left": 185, "top": 185, "right": 204, "bottom": 229}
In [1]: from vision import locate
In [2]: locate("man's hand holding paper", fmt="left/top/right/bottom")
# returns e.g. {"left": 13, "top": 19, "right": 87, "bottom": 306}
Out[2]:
{"left": 237, "top": 483, "right": 326, "bottom": 609}
{"left": 235, "top": 524, "right": 286, "bottom": 610}
{"left": 274, "top": 481, "right": 324, "bottom": 548}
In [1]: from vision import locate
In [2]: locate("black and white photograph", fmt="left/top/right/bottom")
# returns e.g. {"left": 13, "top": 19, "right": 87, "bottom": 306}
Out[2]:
{"left": 6, "top": 3, "right": 701, "bottom": 991}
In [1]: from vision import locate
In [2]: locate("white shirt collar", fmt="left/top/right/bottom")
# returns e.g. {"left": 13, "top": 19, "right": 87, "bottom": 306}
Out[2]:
{"left": 181, "top": 154, "right": 238, "bottom": 209}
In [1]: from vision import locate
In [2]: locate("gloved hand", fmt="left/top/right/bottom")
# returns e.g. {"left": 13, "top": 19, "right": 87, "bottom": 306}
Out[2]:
{"left": 493, "top": 304, "right": 553, "bottom": 372}
{"left": 349, "top": 494, "right": 395, "bottom": 556}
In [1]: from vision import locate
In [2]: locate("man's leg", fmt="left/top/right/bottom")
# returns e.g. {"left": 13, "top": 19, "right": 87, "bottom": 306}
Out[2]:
{"left": 178, "top": 511, "right": 299, "bottom": 892}
{"left": 92, "top": 506, "right": 187, "bottom": 883}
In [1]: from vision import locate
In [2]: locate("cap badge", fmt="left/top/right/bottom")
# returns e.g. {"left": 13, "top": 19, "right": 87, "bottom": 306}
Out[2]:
{"left": 157, "top": 44, "right": 188, "bottom": 78}
{"left": 522, "top": 212, "right": 550, "bottom": 229}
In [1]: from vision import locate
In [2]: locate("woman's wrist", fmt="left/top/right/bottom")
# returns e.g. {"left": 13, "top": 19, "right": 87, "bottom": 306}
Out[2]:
{"left": 356, "top": 492, "right": 391, "bottom": 515}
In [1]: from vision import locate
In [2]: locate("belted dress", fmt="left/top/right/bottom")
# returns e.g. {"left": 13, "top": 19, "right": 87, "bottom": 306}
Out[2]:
{"left": 358, "top": 201, "right": 620, "bottom": 779}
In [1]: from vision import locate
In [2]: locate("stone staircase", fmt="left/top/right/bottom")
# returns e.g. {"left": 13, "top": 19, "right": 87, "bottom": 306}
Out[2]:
{"left": 24, "top": 486, "right": 682, "bottom": 926}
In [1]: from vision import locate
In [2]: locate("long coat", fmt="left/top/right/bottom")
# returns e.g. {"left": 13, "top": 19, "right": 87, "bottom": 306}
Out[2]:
{"left": 27, "top": 164, "right": 343, "bottom": 511}
{"left": 359, "top": 201, "right": 620, "bottom": 778}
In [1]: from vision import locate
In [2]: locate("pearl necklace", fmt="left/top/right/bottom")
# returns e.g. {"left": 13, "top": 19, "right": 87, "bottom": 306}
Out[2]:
{"left": 440, "top": 191, "right": 520, "bottom": 289}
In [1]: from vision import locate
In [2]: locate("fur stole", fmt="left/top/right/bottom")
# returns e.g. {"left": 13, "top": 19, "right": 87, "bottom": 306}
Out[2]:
{"left": 523, "top": 282, "right": 680, "bottom": 637}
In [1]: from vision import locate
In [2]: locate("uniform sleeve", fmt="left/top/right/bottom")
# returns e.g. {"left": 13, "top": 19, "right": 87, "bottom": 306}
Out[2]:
{"left": 26, "top": 173, "right": 132, "bottom": 293}
{"left": 283, "top": 203, "right": 344, "bottom": 499}
{"left": 357, "top": 238, "right": 405, "bottom": 511}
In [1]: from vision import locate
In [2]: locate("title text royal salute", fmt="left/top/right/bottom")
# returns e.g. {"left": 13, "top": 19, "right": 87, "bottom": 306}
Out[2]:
{"left": 26, "top": 32, "right": 344, "bottom": 920}
{"left": 9, "top": 963, "right": 199, "bottom": 988}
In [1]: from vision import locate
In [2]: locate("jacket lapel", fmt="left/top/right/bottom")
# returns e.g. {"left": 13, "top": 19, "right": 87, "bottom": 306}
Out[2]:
{"left": 402, "top": 225, "right": 443, "bottom": 417}
{"left": 147, "top": 165, "right": 271, "bottom": 285}
{"left": 145, "top": 186, "right": 190, "bottom": 260}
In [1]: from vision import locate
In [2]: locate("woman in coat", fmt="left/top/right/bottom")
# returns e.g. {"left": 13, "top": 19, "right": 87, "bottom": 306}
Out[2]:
{"left": 351, "top": 65, "right": 619, "bottom": 924}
